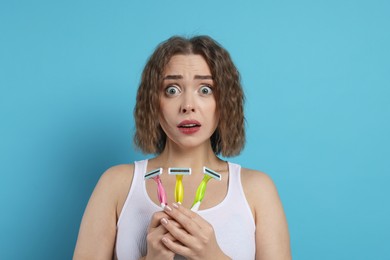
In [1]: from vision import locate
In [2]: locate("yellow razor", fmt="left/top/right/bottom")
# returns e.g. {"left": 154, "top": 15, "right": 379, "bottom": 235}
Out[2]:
{"left": 168, "top": 168, "right": 191, "bottom": 203}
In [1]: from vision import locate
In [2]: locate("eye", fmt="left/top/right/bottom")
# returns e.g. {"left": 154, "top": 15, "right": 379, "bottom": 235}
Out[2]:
{"left": 199, "top": 85, "right": 213, "bottom": 95}
{"left": 165, "top": 85, "right": 180, "bottom": 96}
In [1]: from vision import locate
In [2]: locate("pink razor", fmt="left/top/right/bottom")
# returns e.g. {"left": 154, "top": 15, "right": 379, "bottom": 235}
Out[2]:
{"left": 144, "top": 168, "right": 167, "bottom": 208}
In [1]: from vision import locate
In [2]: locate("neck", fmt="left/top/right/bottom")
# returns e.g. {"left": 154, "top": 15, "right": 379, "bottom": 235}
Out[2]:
{"left": 153, "top": 140, "right": 222, "bottom": 174}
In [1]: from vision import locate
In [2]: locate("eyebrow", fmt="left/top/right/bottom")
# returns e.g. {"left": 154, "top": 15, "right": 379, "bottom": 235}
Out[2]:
{"left": 163, "top": 75, "right": 213, "bottom": 80}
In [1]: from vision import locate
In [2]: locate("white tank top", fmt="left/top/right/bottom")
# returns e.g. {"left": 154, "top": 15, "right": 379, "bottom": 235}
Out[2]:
{"left": 115, "top": 160, "right": 256, "bottom": 260}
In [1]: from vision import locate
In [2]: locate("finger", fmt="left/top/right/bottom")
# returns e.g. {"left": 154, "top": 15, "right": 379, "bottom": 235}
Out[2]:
{"left": 151, "top": 224, "right": 179, "bottom": 242}
{"left": 161, "top": 236, "right": 190, "bottom": 257}
{"left": 160, "top": 216, "right": 194, "bottom": 246}
{"left": 163, "top": 203, "right": 201, "bottom": 235}
{"left": 164, "top": 232, "right": 179, "bottom": 243}
{"left": 150, "top": 220, "right": 183, "bottom": 237}
{"left": 172, "top": 203, "right": 206, "bottom": 227}
{"left": 148, "top": 211, "right": 171, "bottom": 231}
{"left": 149, "top": 222, "right": 182, "bottom": 249}
{"left": 146, "top": 222, "right": 180, "bottom": 250}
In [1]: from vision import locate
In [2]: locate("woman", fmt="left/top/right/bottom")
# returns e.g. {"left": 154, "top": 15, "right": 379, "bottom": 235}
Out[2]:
{"left": 74, "top": 36, "right": 291, "bottom": 260}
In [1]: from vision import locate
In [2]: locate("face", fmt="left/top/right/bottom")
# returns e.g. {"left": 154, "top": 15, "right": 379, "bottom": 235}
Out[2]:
{"left": 159, "top": 54, "right": 219, "bottom": 150}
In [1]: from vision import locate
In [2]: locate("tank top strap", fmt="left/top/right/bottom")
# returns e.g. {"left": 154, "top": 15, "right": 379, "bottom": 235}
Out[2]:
{"left": 227, "top": 162, "right": 243, "bottom": 199}
{"left": 227, "top": 162, "right": 254, "bottom": 224}
{"left": 117, "top": 159, "right": 150, "bottom": 226}
{"left": 132, "top": 159, "right": 148, "bottom": 191}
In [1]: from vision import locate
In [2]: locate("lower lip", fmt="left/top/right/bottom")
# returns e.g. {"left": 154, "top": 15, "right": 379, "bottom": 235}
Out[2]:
{"left": 178, "top": 126, "right": 200, "bottom": 134}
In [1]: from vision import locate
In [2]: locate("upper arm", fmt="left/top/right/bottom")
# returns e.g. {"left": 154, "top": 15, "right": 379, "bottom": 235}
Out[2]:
{"left": 73, "top": 164, "right": 134, "bottom": 260}
{"left": 242, "top": 169, "right": 291, "bottom": 260}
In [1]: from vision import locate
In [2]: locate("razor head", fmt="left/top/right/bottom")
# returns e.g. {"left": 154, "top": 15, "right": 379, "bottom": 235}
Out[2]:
{"left": 144, "top": 168, "right": 163, "bottom": 180}
{"left": 203, "top": 167, "right": 222, "bottom": 181}
{"left": 168, "top": 168, "right": 192, "bottom": 175}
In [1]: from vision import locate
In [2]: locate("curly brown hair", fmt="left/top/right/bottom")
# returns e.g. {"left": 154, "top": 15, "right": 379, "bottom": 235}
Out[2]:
{"left": 134, "top": 35, "right": 245, "bottom": 157}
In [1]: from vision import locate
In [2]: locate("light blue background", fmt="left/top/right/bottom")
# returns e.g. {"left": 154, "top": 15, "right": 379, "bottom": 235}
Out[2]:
{"left": 1, "top": 0, "right": 389, "bottom": 259}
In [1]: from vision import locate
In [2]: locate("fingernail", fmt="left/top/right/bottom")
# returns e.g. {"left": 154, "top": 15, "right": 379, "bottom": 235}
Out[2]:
{"left": 161, "top": 218, "right": 168, "bottom": 225}
{"left": 172, "top": 203, "right": 179, "bottom": 209}
{"left": 164, "top": 205, "right": 172, "bottom": 212}
{"left": 162, "top": 237, "right": 168, "bottom": 243}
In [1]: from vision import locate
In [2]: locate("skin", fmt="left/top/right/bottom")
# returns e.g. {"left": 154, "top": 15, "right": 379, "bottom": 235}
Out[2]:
{"left": 73, "top": 54, "right": 291, "bottom": 260}
{"left": 158, "top": 54, "right": 219, "bottom": 152}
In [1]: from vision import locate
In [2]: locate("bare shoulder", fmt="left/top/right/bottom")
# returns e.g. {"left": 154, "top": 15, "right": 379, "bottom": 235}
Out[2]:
{"left": 97, "top": 164, "right": 135, "bottom": 216}
{"left": 240, "top": 167, "right": 291, "bottom": 259}
{"left": 240, "top": 167, "right": 278, "bottom": 197}
{"left": 73, "top": 164, "right": 136, "bottom": 259}
{"left": 240, "top": 167, "right": 282, "bottom": 217}
{"left": 98, "top": 164, "right": 135, "bottom": 188}
{"left": 79, "top": 164, "right": 136, "bottom": 217}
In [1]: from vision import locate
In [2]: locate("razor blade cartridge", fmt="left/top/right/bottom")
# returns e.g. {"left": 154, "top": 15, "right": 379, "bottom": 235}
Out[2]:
{"left": 144, "top": 168, "right": 163, "bottom": 179}
{"left": 203, "top": 167, "right": 222, "bottom": 181}
{"left": 168, "top": 168, "right": 191, "bottom": 175}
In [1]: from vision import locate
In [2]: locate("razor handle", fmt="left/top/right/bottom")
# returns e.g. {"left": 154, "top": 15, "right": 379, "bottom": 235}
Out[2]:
{"left": 175, "top": 175, "right": 184, "bottom": 203}
{"left": 154, "top": 177, "right": 167, "bottom": 207}
{"left": 192, "top": 175, "right": 212, "bottom": 208}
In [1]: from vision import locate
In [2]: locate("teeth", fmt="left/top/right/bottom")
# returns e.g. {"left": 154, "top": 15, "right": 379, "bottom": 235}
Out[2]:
{"left": 181, "top": 124, "right": 197, "bottom": 128}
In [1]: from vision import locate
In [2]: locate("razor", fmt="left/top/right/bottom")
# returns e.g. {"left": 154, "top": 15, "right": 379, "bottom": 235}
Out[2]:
{"left": 191, "top": 167, "right": 222, "bottom": 211}
{"left": 168, "top": 167, "right": 191, "bottom": 204}
{"left": 144, "top": 168, "right": 167, "bottom": 208}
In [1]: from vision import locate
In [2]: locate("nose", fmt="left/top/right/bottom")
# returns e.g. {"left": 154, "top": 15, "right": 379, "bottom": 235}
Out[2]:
{"left": 181, "top": 93, "right": 195, "bottom": 114}
{"left": 181, "top": 104, "right": 195, "bottom": 113}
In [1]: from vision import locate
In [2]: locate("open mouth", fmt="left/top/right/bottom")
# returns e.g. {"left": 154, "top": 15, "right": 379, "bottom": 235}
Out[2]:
{"left": 177, "top": 120, "right": 201, "bottom": 134}
{"left": 178, "top": 123, "right": 200, "bottom": 128}
{"left": 177, "top": 120, "right": 201, "bottom": 128}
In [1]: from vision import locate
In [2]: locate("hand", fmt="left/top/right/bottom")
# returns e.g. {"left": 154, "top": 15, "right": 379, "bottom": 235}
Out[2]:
{"left": 144, "top": 211, "right": 178, "bottom": 260}
{"left": 160, "top": 203, "right": 231, "bottom": 260}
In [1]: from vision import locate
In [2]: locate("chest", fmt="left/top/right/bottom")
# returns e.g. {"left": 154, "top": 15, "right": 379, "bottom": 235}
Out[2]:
{"left": 145, "top": 171, "right": 229, "bottom": 210}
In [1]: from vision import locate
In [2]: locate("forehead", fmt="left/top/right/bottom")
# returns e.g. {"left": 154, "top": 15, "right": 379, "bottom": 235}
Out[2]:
{"left": 163, "top": 54, "right": 211, "bottom": 76}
